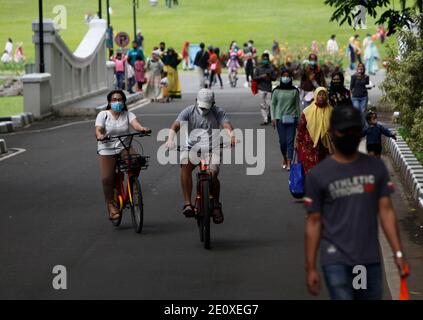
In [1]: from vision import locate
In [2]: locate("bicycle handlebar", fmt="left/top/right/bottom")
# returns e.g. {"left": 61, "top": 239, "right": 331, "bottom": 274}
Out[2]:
{"left": 175, "top": 143, "right": 232, "bottom": 152}
{"left": 97, "top": 131, "right": 152, "bottom": 141}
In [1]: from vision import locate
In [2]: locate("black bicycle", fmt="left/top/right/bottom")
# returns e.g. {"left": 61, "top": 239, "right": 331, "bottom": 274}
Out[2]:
{"left": 98, "top": 131, "right": 151, "bottom": 233}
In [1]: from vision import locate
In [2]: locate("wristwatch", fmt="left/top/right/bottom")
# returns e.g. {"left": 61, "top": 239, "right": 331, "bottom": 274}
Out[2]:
{"left": 394, "top": 251, "right": 404, "bottom": 259}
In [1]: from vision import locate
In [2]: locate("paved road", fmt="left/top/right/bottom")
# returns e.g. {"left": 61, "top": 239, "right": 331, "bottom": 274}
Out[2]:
{"left": 0, "top": 74, "right": 391, "bottom": 299}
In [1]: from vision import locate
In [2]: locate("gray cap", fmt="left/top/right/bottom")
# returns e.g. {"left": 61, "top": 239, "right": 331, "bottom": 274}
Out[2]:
{"left": 197, "top": 88, "right": 215, "bottom": 109}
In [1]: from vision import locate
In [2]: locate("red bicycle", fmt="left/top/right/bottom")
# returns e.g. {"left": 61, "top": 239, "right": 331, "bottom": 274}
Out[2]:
{"left": 100, "top": 132, "right": 151, "bottom": 233}
{"left": 177, "top": 143, "right": 228, "bottom": 249}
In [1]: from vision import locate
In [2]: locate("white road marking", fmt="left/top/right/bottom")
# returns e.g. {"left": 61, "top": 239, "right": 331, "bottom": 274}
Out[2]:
{"left": 2, "top": 99, "right": 152, "bottom": 136}
{"left": 0, "top": 148, "right": 26, "bottom": 162}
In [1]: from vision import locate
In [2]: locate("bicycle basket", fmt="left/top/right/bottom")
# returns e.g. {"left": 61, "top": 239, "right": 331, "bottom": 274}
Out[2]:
{"left": 117, "top": 154, "right": 150, "bottom": 173}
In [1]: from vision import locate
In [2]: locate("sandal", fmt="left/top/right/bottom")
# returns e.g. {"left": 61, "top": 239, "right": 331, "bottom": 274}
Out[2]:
{"left": 182, "top": 204, "right": 195, "bottom": 218}
{"left": 212, "top": 203, "right": 224, "bottom": 224}
{"left": 108, "top": 203, "right": 121, "bottom": 221}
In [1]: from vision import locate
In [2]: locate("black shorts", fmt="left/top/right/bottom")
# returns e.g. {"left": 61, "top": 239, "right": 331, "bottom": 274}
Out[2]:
{"left": 367, "top": 143, "right": 382, "bottom": 155}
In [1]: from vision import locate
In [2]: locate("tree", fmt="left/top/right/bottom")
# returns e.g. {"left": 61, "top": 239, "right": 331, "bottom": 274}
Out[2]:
{"left": 324, "top": 0, "right": 422, "bottom": 36}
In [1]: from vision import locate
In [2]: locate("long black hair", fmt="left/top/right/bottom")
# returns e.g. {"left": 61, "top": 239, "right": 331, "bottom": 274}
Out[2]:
{"left": 106, "top": 90, "right": 128, "bottom": 111}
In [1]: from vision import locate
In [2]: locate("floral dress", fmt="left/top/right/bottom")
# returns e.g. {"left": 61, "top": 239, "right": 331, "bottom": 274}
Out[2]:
{"left": 296, "top": 113, "right": 330, "bottom": 174}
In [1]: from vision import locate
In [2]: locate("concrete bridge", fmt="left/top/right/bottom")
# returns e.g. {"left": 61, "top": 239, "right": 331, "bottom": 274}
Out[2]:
{"left": 22, "top": 18, "right": 115, "bottom": 118}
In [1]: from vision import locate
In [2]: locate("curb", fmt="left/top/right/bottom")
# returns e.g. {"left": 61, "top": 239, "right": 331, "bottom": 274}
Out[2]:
{"left": 385, "top": 131, "right": 423, "bottom": 213}
{"left": 0, "top": 121, "right": 14, "bottom": 133}
{"left": 0, "top": 139, "right": 7, "bottom": 154}
{"left": 0, "top": 112, "right": 34, "bottom": 132}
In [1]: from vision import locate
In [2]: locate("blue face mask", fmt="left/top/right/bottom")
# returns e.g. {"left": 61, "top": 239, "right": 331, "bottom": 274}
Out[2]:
{"left": 111, "top": 102, "right": 124, "bottom": 112}
{"left": 309, "top": 60, "right": 317, "bottom": 67}
{"left": 262, "top": 59, "right": 269, "bottom": 65}
{"left": 281, "top": 77, "right": 291, "bottom": 84}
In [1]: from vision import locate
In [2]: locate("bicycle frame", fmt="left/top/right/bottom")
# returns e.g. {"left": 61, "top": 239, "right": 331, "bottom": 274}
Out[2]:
{"left": 194, "top": 159, "right": 214, "bottom": 216}
{"left": 109, "top": 133, "right": 149, "bottom": 210}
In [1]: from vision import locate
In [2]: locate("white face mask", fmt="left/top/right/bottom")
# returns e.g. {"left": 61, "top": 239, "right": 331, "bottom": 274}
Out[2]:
{"left": 198, "top": 106, "right": 210, "bottom": 116}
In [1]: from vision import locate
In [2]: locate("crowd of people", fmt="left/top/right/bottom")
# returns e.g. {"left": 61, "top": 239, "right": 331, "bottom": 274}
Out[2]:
{"left": 1, "top": 38, "right": 26, "bottom": 64}
{"left": 110, "top": 40, "right": 182, "bottom": 103}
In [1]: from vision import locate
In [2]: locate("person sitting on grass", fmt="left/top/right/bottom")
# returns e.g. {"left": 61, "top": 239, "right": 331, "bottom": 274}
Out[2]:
{"left": 363, "top": 111, "right": 396, "bottom": 157}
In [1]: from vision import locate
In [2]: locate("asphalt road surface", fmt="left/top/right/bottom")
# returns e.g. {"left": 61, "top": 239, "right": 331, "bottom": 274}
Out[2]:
{"left": 0, "top": 74, "right": 389, "bottom": 299}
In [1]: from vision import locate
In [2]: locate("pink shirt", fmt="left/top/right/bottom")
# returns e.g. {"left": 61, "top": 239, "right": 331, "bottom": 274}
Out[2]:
{"left": 134, "top": 60, "right": 146, "bottom": 82}
{"left": 112, "top": 55, "right": 127, "bottom": 72}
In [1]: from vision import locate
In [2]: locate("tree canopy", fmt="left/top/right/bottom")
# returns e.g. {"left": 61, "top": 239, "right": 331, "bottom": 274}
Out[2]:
{"left": 325, "top": 0, "right": 423, "bottom": 35}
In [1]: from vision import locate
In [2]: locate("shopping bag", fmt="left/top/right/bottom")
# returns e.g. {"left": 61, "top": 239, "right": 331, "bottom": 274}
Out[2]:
{"left": 399, "top": 264, "right": 410, "bottom": 300}
{"left": 251, "top": 79, "right": 258, "bottom": 95}
{"left": 289, "top": 151, "right": 305, "bottom": 199}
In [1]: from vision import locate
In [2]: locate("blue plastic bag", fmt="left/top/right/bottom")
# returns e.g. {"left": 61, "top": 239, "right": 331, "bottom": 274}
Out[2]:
{"left": 289, "top": 151, "right": 305, "bottom": 199}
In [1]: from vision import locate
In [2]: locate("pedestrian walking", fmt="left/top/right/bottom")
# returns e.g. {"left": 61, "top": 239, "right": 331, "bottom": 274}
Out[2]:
{"left": 144, "top": 50, "right": 164, "bottom": 101}
{"left": 326, "top": 35, "right": 339, "bottom": 55}
{"left": 328, "top": 72, "right": 352, "bottom": 109}
{"left": 347, "top": 36, "right": 357, "bottom": 72}
{"left": 364, "top": 35, "right": 380, "bottom": 75}
{"left": 135, "top": 29, "right": 144, "bottom": 49}
{"left": 350, "top": 63, "right": 370, "bottom": 121}
{"left": 253, "top": 52, "right": 277, "bottom": 125}
{"left": 13, "top": 42, "right": 25, "bottom": 63}
{"left": 125, "top": 59, "right": 136, "bottom": 94}
{"left": 353, "top": 34, "right": 362, "bottom": 64}
{"left": 193, "top": 43, "right": 209, "bottom": 89}
{"left": 4, "top": 38, "right": 13, "bottom": 56}
{"left": 300, "top": 53, "right": 326, "bottom": 109}
{"left": 182, "top": 41, "right": 190, "bottom": 70}
{"left": 243, "top": 41, "right": 256, "bottom": 87}
{"left": 363, "top": 111, "right": 397, "bottom": 157}
{"left": 377, "top": 25, "right": 386, "bottom": 44}
{"left": 161, "top": 48, "right": 182, "bottom": 99}
{"left": 127, "top": 41, "right": 145, "bottom": 67}
{"left": 296, "top": 87, "right": 334, "bottom": 174}
{"left": 271, "top": 68, "right": 301, "bottom": 171}
{"left": 134, "top": 55, "right": 146, "bottom": 92}
{"left": 209, "top": 47, "right": 223, "bottom": 89}
{"left": 304, "top": 105, "right": 409, "bottom": 300}
{"left": 110, "top": 52, "right": 128, "bottom": 90}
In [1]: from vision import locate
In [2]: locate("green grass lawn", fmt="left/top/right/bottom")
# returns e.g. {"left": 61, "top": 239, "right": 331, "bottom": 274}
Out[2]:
{"left": 0, "top": 96, "right": 24, "bottom": 117}
{"left": 0, "top": 0, "right": 394, "bottom": 64}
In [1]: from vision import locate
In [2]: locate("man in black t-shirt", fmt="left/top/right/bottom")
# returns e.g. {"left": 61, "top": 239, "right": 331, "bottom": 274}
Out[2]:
{"left": 304, "top": 106, "right": 409, "bottom": 300}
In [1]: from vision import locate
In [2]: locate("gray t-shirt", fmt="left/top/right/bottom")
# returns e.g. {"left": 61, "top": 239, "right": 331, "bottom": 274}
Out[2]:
{"left": 305, "top": 153, "right": 395, "bottom": 266}
{"left": 176, "top": 105, "right": 230, "bottom": 150}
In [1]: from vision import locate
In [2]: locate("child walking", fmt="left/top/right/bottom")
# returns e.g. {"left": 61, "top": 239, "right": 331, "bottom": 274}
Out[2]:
{"left": 363, "top": 111, "right": 396, "bottom": 157}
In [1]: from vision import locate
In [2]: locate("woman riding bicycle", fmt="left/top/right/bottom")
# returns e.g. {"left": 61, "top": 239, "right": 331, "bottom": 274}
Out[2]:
{"left": 95, "top": 90, "right": 150, "bottom": 221}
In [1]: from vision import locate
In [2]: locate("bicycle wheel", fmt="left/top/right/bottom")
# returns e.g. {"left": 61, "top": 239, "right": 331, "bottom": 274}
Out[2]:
{"left": 200, "top": 179, "right": 211, "bottom": 249}
{"left": 130, "top": 176, "right": 144, "bottom": 233}
{"left": 196, "top": 211, "right": 204, "bottom": 243}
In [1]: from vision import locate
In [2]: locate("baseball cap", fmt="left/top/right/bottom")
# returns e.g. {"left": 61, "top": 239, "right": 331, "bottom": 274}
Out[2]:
{"left": 197, "top": 88, "right": 215, "bottom": 110}
{"left": 330, "top": 105, "right": 363, "bottom": 131}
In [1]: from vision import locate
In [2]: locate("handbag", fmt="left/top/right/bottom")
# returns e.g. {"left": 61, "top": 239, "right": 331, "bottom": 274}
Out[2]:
{"left": 251, "top": 79, "right": 258, "bottom": 95}
{"left": 289, "top": 150, "right": 305, "bottom": 199}
{"left": 210, "top": 63, "right": 217, "bottom": 71}
{"left": 282, "top": 115, "right": 295, "bottom": 124}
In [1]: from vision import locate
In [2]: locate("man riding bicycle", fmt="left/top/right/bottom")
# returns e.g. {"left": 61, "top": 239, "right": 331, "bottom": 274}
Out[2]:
{"left": 166, "top": 88, "right": 236, "bottom": 224}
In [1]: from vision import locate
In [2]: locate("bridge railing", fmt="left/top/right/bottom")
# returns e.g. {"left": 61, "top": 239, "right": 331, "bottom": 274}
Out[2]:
{"left": 23, "top": 18, "right": 115, "bottom": 118}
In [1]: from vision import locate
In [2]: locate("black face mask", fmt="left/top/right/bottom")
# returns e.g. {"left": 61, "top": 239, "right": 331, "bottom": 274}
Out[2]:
{"left": 333, "top": 133, "right": 361, "bottom": 156}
